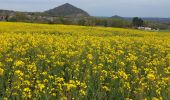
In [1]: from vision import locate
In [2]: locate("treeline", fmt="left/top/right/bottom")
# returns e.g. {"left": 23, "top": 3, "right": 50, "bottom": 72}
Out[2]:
{"left": 5, "top": 13, "right": 131, "bottom": 27}
{"left": 53, "top": 17, "right": 170, "bottom": 29}
{"left": 54, "top": 17, "right": 132, "bottom": 28}
{"left": 2, "top": 12, "right": 170, "bottom": 29}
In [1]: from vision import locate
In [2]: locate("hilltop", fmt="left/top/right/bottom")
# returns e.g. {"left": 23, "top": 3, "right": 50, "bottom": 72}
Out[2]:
{"left": 111, "top": 15, "right": 124, "bottom": 19}
{"left": 45, "top": 3, "right": 89, "bottom": 17}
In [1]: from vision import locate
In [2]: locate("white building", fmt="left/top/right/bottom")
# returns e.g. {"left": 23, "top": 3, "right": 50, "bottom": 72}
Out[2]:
{"left": 138, "top": 27, "right": 152, "bottom": 30}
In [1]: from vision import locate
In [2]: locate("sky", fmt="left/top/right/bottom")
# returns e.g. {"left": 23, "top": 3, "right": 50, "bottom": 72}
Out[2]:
{"left": 0, "top": 0, "right": 169, "bottom": 17}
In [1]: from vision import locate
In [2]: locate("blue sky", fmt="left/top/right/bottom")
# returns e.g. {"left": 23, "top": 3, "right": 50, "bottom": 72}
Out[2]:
{"left": 0, "top": 0, "right": 169, "bottom": 17}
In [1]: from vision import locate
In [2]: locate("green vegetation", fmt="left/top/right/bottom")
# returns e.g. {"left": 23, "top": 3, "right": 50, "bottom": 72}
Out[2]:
{"left": 132, "top": 17, "right": 144, "bottom": 27}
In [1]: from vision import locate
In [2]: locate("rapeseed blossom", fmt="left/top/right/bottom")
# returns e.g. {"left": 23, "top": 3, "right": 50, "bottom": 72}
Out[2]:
{"left": 14, "top": 60, "right": 25, "bottom": 67}
{"left": 0, "top": 22, "right": 169, "bottom": 99}
{"left": 0, "top": 68, "right": 4, "bottom": 76}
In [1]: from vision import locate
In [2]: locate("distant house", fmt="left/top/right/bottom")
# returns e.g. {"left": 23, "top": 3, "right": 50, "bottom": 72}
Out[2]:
{"left": 137, "top": 27, "right": 160, "bottom": 31}
{"left": 144, "top": 27, "right": 152, "bottom": 30}
{"left": 0, "top": 16, "right": 6, "bottom": 21}
{"left": 26, "top": 15, "right": 32, "bottom": 19}
{"left": 46, "top": 17, "right": 54, "bottom": 22}
{"left": 137, "top": 27, "right": 144, "bottom": 30}
{"left": 138, "top": 27, "right": 152, "bottom": 30}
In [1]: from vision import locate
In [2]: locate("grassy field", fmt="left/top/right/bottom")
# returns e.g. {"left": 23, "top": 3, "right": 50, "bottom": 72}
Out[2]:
{"left": 0, "top": 22, "right": 170, "bottom": 100}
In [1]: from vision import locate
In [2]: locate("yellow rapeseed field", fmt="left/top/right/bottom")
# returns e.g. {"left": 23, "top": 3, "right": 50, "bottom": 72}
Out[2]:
{"left": 0, "top": 22, "right": 170, "bottom": 100}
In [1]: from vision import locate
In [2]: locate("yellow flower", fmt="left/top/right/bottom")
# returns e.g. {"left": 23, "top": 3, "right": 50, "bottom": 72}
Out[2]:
{"left": 101, "top": 70, "right": 108, "bottom": 77}
{"left": 0, "top": 68, "right": 4, "bottom": 76}
{"left": 44, "top": 79, "right": 48, "bottom": 83}
{"left": 23, "top": 80, "right": 31, "bottom": 86}
{"left": 5, "top": 58, "right": 13, "bottom": 62}
{"left": 51, "top": 93, "right": 56, "bottom": 96}
{"left": 14, "top": 60, "right": 25, "bottom": 67}
{"left": 87, "top": 54, "right": 93, "bottom": 60}
{"left": 42, "top": 71, "right": 47, "bottom": 76}
{"left": 61, "top": 96, "right": 67, "bottom": 100}
{"left": 117, "top": 70, "right": 128, "bottom": 80}
{"left": 24, "top": 88, "right": 31, "bottom": 92}
{"left": 79, "top": 90, "right": 86, "bottom": 96}
{"left": 164, "top": 67, "right": 170, "bottom": 74}
{"left": 0, "top": 62, "right": 3, "bottom": 67}
{"left": 15, "top": 70, "right": 24, "bottom": 77}
{"left": 147, "top": 73, "right": 155, "bottom": 81}
{"left": 63, "top": 83, "right": 76, "bottom": 91}
{"left": 152, "top": 97, "right": 159, "bottom": 100}
{"left": 119, "top": 61, "right": 125, "bottom": 66}
{"left": 27, "top": 63, "right": 36, "bottom": 71}
{"left": 38, "top": 83, "right": 45, "bottom": 92}
{"left": 55, "top": 77, "right": 64, "bottom": 83}
{"left": 102, "top": 86, "right": 110, "bottom": 92}
{"left": 3, "top": 97, "right": 8, "bottom": 100}
{"left": 23, "top": 88, "right": 32, "bottom": 98}
{"left": 37, "top": 54, "right": 46, "bottom": 60}
{"left": 116, "top": 50, "right": 124, "bottom": 55}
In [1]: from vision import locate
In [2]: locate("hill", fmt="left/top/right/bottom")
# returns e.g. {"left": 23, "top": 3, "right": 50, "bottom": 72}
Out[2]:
{"left": 111, "top": 15, "right": 124, "bottom": 19}
{"left": 44, "top": 3, "right": 89, "bottom": 17}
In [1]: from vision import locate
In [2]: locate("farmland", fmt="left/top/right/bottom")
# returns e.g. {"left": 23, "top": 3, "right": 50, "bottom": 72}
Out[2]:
{"left": 0, "top": 22, "right": 170, "bottom": 100}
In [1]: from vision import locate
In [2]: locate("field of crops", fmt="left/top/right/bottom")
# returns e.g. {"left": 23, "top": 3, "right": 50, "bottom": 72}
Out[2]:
{"left": 0, "top": 22, "right": 170, "bottom": 100}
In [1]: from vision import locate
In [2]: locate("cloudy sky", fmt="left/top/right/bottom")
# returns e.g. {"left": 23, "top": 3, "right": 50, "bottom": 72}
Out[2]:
{"left": 0, "top": 0, "right": 169, "bottom": 17}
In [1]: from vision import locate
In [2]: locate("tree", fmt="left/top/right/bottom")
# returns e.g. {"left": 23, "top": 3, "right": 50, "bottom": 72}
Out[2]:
{"left": 78, "top": 19, "right": 86, "bottom": 26}
{"left": 132, "top": 17, "right": 144, "bottom": 27}
{"left": 5, "top": 15, "right": 9, "bottom": 21}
